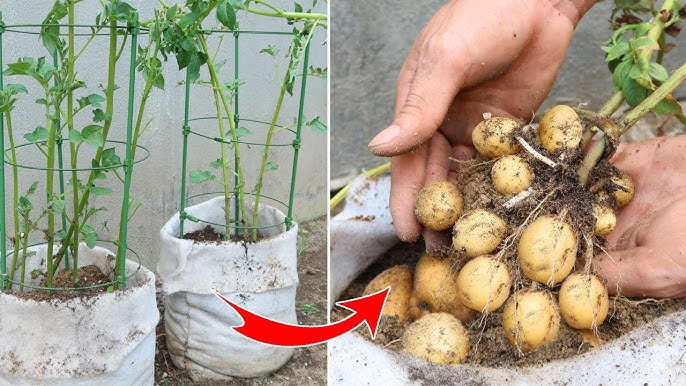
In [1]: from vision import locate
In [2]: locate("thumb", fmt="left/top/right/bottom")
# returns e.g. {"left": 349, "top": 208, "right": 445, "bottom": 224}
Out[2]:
{"left": 594, "top": 246, "right": 686, "bottom": 298}
{"left": 368, "top": 50, "right": 463, "bottom": 157}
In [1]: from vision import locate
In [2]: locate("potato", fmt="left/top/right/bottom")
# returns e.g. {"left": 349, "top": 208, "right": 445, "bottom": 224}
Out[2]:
{"left": 414, "top": 181, "right": 463, "bottom": 231}
{"left": 453, "top": 209, "right": 507, "bottom": 257}
{"left": 363, "top": 265, "right": 414, "bottom": 324}
{"left": 592, "top": 204, "right": 616, "bottom": 236}
{"left": 538, "top": 105, "right": 583, "bottom": 154}
{"left": 472, "top": 117, "right": 521, "bottom": 159}
{"left": 517, "top": 215, "right": 577, "bottom": 285}
{"left": 502, "top": 290, "right": 560, "bottom": 352}
{"left": 456, "top": 255, "right": 511, "bottom": 312}
{"left": 411, "top": 253, "right": 476, "bottom": 322}
{"left": 491, "top": 155, "right": 534, "bottom": 195}
{"left": 402, "top": 312, "right": 470, "bottom": 364}
{"left": 610, "top": 171, "right": 635, "bottom": 208}
{"left": 558, "top": 273, "right": 609, "bottom": 330}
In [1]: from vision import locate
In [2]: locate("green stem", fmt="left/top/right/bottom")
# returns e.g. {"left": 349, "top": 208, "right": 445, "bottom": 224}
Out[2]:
{"left": 50, "top": 17, "right": 119, "bottom": 277}
{"left": 44, "top": 102, "right": 56, "bottom": 288}
{"left": 67, "top": 0, "right": 79, "bottom": 286}
{"left": 5, "top": 112, "right": 20, "bottom": 291}
{"left": 619, "top": 62, "right": 686, "bottom": 133}
{"left": 248, "top": 1, "right": 327, "bottom": 21}
{"left": 199, "top": 33, "right": 248, "bottom": 238}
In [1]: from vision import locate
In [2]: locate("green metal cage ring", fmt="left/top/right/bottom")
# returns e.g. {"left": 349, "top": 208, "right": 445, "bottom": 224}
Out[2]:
{"left": 2, "top": 22, "right": 146, "bottom": 37}
{"left": 182, "top": 190, "right": 291, "bottom": 232}
{"left": 187, "top": 116, "right": 298, "bottom": 147}
{"left": 1, "top": 239, "right": 143, "bottom": 292}
{"left": 4, "top": 140, "right": 150, "bottom": 172}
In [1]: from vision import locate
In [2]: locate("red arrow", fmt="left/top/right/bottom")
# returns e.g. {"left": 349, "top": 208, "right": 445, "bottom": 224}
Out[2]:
{"left": 212, "top": 286, "right": 390, "bottom": 347}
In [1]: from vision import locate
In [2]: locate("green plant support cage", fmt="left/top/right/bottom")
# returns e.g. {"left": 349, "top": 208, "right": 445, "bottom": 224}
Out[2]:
{"left": 0, "top": 10, "right": 145, "bottom": 291}
{"left": 177, "top": 26, "right": 314, "bottom": 238}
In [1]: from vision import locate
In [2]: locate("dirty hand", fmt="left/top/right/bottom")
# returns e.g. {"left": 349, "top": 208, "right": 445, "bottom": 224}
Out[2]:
{"left": 367, "top": 0, "right": 596, "bottom": 248}
{"left": 595, "top": 136, "right": 686, "bottom": 299}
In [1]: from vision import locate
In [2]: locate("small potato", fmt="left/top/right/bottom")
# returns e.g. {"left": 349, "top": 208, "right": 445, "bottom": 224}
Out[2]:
{"left": 411, "top": 254, "right": 476, "bottom": 322}
{"left": 502, "top": 290, "right": 560, "bottom": 352}
{"left": 456, "top": 255, "right": 511, "bottom": 312}
{"left": 592, "top": 204, "right": 616, "bottom": 236}
{"left": 363, "top": 265, "right": 414, "bottom": 324}
{"left": 414, "top": 181, "right": 463, "bottom": 231}
{"left": 517, "top": 215, "right": 577, "bottom": 286}
{"left": 610, "top": 171, "right": 635, "bottom": 208}
{"left": 472, "top": 117, "right": 522, "bottom": 159}
{"left": 402, "top": 312, "right": 470, "bottom": 364}
{"left": 491, "top": 155, "right": 534, "bottom": 195}
{"left": 538, "top": 105, "right": 583, "bottom": 154}
{"left": 558, "top": 273, "right": 609, "bottom": 330}
{"left": 453, "top": 209, "right": 507, "bottom": 257}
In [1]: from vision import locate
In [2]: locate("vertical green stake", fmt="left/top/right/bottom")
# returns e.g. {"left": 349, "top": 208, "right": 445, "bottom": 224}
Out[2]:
{"left": 115, "top": 13, "right": 139, "bottom": 288}
{"left": 53, "top": 54, "right": 70, "bottom": 270}
{"left": 233, "top": 26, "right": 240, "bottom": 237}
{"left": 286, "top": 41, "right": 312, "bottom": 231}
{"left": 0, "top": 11, "right": 7, "bottom": 290}
{"left": 178, "top": 69, "right": 192, "bottom": 238}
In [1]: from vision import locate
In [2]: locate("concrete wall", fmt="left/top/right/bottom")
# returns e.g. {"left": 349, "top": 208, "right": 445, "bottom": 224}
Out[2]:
{"left": 1, "top": 0, "right": 327, "bottom": 268}
{"left": 331, "top": 0, "right": 686, "bottom": 187}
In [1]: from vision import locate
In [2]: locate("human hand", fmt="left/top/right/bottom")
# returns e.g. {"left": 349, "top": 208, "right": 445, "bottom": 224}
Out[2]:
{"left": 595, "top": 135, "right": 686, "bottom": 299}
{"left": 367, "top": 0, "right": 596, "bottom": 247}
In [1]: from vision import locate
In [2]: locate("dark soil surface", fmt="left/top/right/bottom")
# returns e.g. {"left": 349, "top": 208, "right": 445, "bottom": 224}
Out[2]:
{"left": 8, "top": 264, "right": 113, "bottom": 302}
{"left": 155, "top": 216, "right": 327, "bottom": 386}
{"left": 333, "top": 240, "right": 686, "bottom": 367}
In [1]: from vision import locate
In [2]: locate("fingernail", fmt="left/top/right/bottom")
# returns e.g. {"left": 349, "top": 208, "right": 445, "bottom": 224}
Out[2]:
{"left": 368, "top": 125, "right": 401, "bottom": 149}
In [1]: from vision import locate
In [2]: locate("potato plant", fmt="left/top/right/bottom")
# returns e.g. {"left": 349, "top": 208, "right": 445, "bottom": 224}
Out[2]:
{"left": 369, "top": 0, "right": 686, "bottom": 363}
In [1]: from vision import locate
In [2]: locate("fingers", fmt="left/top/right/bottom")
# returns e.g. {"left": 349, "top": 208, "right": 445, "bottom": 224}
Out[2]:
{"left": 389, "top": 145, "right": 428, "bottom": 242}
{"left": 595, "top": 246, "right": 686, "bottom": 298}
{"left": 422, "top": 135, "right": 453, "bottom": 251}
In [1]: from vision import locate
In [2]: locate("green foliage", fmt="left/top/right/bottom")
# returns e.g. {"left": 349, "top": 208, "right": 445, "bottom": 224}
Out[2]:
{"left": 603, "top": 0, "right": 683, "bottom": 116}
{"left": 306, "top": 116, "right": 326, "bottom": 134}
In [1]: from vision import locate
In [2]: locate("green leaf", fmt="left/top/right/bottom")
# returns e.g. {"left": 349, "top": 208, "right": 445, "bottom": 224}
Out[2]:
{"left": 260, "top": 44, "right": 279, "bottom": 58}
{"left": 653, "top": 96, "right": 683, "bottom": 115}
{"left": 101, "top": 147, "right": 121, "bottom": 168}
{"left": 17, "top": 196, "right": 33, "bottom": 216}
{"left": 236, "top": 126, "right": 252, "bottom": 138}
{"left": 80, "top": 224, "right": 98, "bottom": 249}
{"left": 631, "top": 36, "right": 659, "bottom": 51}
{"left": 68, "top": 129, "right": 82, "bottom": 144}
{"left": 30, "top": 269, "right": 44, "bottom": 280}
{"left": 89, "top": 186, "right": 113, "bottom": 196}
{"left": 78, "top": 93, "right": 106, "bottom": 109}
{"left": 217, "top": 1, "right": 238, "bottom": 30}
{"left": 648, "top": 62, "right": 669, "bottom": 82}
{"left": 621, "top": 77, "right": 650, "bottom": 107}
{"left": 189, "top": 170, "right": 216, "bottom": 183}
{"left": 603, "top": 41, "right": 630, "bottom": 62}
{"left": 47, "top": 198, "right": 66, "bottom": 214}
{"left": 24, "top": 127, "right": 49, "bottom": 144}
{"left": 40, "top": 1, "right": 68, "bottom": 56}
{"left": 27, "top": 181, "right": 39, "bottom": 195}
{"left": 166, "top": 4, "right": 178, "bottom": 21}
{"left": 106, "top": 0, "right": 135, "bottom": 21}
{"left": 210, "top": 159, "right": 223, "bottom": 169}
{"left": 81, "top": 125, "right": 105, "bottom": 147}
{"left": 306, "top": 116, "right": 327, "bottom": 134}
{"left": 612, "top": 59, "right": 632, "bottom": 91}
{"left": 266, "top": 161, "right": 279, "bottom": 171}
{"left": 93, "top": 108, "right": 110, "bottom": 123}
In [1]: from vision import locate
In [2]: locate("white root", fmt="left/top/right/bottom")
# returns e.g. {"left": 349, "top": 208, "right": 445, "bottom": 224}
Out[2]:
{"left": 516, "top": 136, "right": 557, "bottom": 168}
{"left": 503, "top": 187, "right": 534, "bottom": 209}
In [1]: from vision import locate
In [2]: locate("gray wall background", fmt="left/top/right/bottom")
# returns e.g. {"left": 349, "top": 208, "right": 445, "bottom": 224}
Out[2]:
{"left": 1, "top": 0, "right": 327, "bottom": 268}
{"left": 331, "top": 0, "right": 686, "bottom": 188}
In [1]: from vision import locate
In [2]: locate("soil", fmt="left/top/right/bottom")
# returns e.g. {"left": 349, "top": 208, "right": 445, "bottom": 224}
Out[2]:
{"left": 7, "top": 264, "right": 113, "bottom": 302}
{"left": 183, "top": 225, "right": 273, "bottom": 244}
{"left": 155, "top": 215, "right": 328, "bottom": 386}
{"left": 333, "top": 240, "right": 686, "bottom": 367}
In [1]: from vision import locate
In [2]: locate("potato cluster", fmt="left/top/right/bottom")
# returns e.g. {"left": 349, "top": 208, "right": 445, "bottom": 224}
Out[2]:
{"left": 371, "top": 105, "right": 636, "bottom": 364}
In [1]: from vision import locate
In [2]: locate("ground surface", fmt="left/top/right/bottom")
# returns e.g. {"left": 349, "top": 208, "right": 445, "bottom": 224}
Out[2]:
{"left": 155, "top": 216, "right": 327, "bottom": 386}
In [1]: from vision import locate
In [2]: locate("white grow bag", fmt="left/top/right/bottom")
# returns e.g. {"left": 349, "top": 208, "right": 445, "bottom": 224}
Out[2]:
{"left": 158, "top": 196, "right": 299, "bottom": 380}
{"left": 329, "top": 175, "right": 686, "bottom": 385}
{"left": 0, "top": 243, "right": 159, "bottom": 386}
